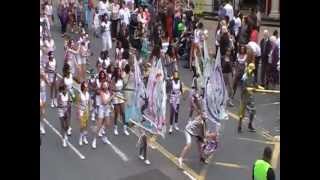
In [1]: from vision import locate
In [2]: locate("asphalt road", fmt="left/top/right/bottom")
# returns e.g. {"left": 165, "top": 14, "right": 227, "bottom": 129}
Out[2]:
{"left": 40, "top": 14, "right": 280, "bottom": 180}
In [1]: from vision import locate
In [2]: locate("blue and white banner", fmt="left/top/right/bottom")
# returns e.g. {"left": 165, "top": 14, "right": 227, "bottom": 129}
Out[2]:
{"left": 204, "top": 48, "right": 229, "bottom": 131}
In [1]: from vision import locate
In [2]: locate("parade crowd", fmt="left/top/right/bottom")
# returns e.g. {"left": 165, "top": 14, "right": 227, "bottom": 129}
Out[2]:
{"left": 40, "top": 0, "right": 279, "bottom": 178}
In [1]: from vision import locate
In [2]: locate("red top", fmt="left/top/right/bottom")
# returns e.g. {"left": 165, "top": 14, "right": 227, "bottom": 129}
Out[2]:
{"left": 250, "top": 30, "right": 258, "bottom": 43}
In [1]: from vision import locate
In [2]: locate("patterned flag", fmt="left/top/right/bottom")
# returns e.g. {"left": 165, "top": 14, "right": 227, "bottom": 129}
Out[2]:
{"left": 204, "top": 48, "right": 229, "bottom": 132}
{"left": 194, "top": 50, "right": 204, "bottom": 88}
{"left": 128, "top": 56, "right": 158, "bottom": 134}
{"left": 144, "top": 59, "right": 167, "bottom": 137}
{"left": 202, "top": 40, "right": 212, "bottom": 86}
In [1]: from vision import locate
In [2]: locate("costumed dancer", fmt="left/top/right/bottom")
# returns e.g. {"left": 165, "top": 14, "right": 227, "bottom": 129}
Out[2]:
{"left": 77, "top": 81, "right": 90, "bottom": 146}
{"left": 112, "top": 67, "right": 130, "bottom": 136}
{"left": 94, "top": 70, "right": 108, "bottom": 136}
{"left": 92, "top": 81, "right": 112, "bottom": 149}
{"left": 237, "top": 63, "right": 257, "bottom": 133}
{"left": 61, "top": 64, "right": 79, "bottom": 136}
{"left": 44, "top": 53, "right": 57, "bottom": 108}
{"left": 178, "top": 109, "right": 208, "bottom": 168}
{"left": 57, "top": 84, "right": 72, "bottom": 147}
{"left": 168, "top": 71, "right": 183, "bottom": 134}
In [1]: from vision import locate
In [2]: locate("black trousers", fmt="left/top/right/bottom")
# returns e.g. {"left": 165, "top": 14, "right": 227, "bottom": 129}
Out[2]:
{"left": 139, "top": 135, "right": 147, "bottom": 159}
{"left": 254, "top": 56, "right": 260, "bottom": 84}
{"left": 260, "top": 58, "right": 268, "bottom": 86}
{"left": 111, "top": 19, "right": 120, "bottom": 39}
{"left": 61, "top": 21, "right": 67, "bottom": 34}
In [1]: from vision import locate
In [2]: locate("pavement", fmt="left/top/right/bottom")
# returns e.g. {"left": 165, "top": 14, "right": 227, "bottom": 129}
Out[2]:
{"left": 40, "top": 12, "right": 280, "bottom": 180}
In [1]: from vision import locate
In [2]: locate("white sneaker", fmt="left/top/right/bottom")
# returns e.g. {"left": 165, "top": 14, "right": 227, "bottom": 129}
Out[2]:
{"left": 102, "top": 136, "right": 111, "bottom": 145}
{"left": 79, "top": 133, "right": 83, "bottom": 146}
{"left": 83, "top": 136, "right": 88, "bottom": 145}
{"left": 169, "top": 126, "right": 173, "bottom": 133}
{"left": 62, "top": 138, "right": 68, "bottom": 148}
{"left": 124, "top": 126, "right": 130, "bottom": 136}
{"left": 114, "top": 126, "right": 119, "bottom": 136}
{"left": 101, "top": 127, "right": 106, "bottom": 135}
{"left": 144, "top": 160, "right": 151, "bottom": 165}
{"left": 139, "top": 155, "right": 144, "bottom": 160}
{"left": 79, "top": 136, "right": 83, "bottom": 146}
{"left": 91, "top": 113, "right": 95, "bottom": 121}
{"left": 50, "top": 99, "right": 55, "bottom": 108}
{"left": 98, "top": 129, "right": 103, "bottom": 137}
{"left": 67, "top": 127, "right": 72, "bottom": 136}
{"left": 54, "top": 98, "right": 58, "bottom": 107}
{"left": 178, "top": 157, "right": 183, "bottom": 168}
{"left": 40, "top": 123, "right": 46, "bottom": 135}
{"left": 92, "top": 138, "right": 97, "bottom": 149}
{"left": 174, "top": 124, "right": 180, "bottom": 131}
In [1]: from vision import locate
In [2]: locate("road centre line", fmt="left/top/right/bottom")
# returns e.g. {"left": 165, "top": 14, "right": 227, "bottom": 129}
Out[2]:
{"left": 129, "top": 126, "right": 200, "bottom": 180}
{"left": 236, "top": 137, "right": 274, "bottom": 145}
{"left": 43, "top": 118, "right": 86, "bottom": 160}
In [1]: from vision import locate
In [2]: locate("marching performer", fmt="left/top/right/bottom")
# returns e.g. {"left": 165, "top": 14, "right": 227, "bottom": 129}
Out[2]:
{"left": 77, "top": 81, "right": 90, "bottom": 146}
{"left": 168, "top": 71, "right": 183, "bottom": 134}
{"left": 92, "top": 81, "right": 112, "bottom": 149}
{"left": 238, "top": 63, "right": 257, "bottom": 133}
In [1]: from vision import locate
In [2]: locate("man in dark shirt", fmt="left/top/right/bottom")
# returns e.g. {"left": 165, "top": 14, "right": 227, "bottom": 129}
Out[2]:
{"left": 252, "top": 146, "right": 276, "bottom": 180}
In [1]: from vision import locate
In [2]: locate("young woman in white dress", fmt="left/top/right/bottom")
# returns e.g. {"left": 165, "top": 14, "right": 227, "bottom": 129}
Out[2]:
{"left": 100, "top": 15, "right": 112, "bottom": 51}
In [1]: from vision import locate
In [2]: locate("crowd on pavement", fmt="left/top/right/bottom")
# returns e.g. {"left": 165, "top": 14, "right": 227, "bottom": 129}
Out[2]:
{"left": 40, "top": 0, "right": 278, "bottom": 179}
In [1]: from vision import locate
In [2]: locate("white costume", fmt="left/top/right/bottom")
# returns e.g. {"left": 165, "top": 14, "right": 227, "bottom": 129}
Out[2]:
{"left": 101, "top": 21, "right": 112, "bottom": 51}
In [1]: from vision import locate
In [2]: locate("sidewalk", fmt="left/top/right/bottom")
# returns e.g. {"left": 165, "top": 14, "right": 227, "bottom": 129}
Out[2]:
{"left": 202, "top": 12, "right": 280, "bottom": 27}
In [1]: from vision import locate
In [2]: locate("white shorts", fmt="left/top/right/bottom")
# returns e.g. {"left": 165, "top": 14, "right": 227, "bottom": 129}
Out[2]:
{"left": 47, "top": 73, "right": 55, "bottom": 84}
{"left": 184, "top": 130, "right": 192, "bottom": 145}
{"left": 77, "top": 56, "right": 86, "bottom": 65}
{"left": 97, "top": 105, "right": 111, "bottom": 119}
{"left": 58, "top": 108, "right": 68, "bottom": 118}
{"left": 40, "top": 92, "right": 46, "bottom": 103}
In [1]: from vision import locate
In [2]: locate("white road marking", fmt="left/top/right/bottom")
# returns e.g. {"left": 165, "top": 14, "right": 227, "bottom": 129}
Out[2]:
{"left": 183, "top": 171, "right": 197, "bottom": 180}
{"left": 43, "top": 118, "right": 86, "bottom": 160}
{"left": 105, "top": 139, "right": 129, "bottom": 162}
